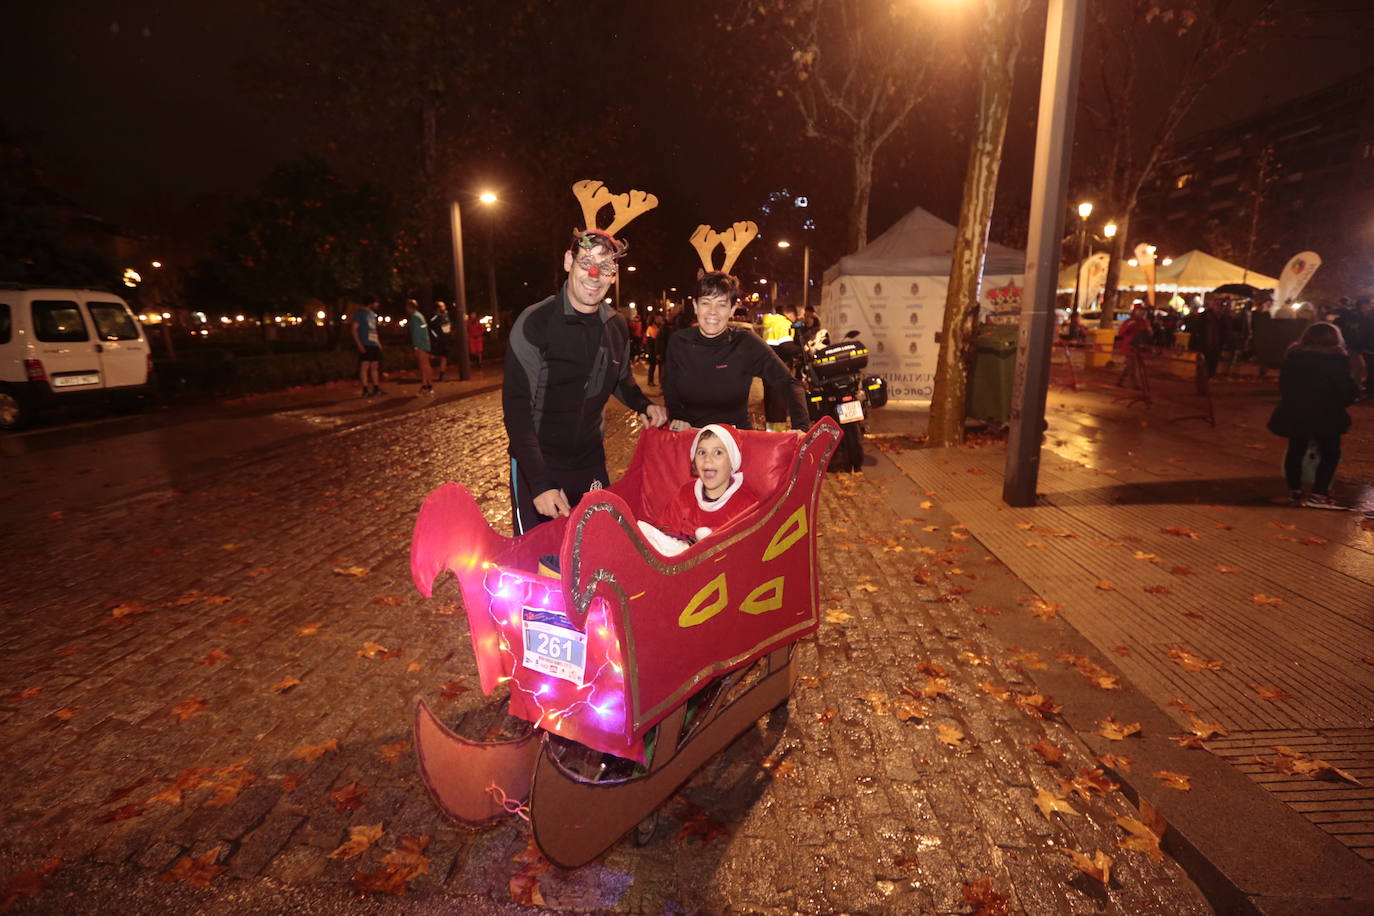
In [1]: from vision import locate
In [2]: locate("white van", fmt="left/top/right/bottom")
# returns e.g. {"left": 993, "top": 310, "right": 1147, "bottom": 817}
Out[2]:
{"left": 0, "top": 285, "right": 153, "bottom": 430}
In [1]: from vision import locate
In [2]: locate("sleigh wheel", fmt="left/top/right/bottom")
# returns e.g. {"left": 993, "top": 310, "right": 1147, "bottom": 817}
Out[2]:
{"left": 633, "top": 809, "right": 660, "bottom": 846}
{"left": 529, "top": 645, "right": 796, "bottom": 868}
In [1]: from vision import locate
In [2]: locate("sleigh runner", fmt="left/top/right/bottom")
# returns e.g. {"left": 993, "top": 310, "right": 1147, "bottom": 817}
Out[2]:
{"left": 409, "top": 419, "right": 841, "bottom": 866}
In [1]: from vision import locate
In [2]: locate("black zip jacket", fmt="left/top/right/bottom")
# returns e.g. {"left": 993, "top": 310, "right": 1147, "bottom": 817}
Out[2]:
{"left": 1266, "top": 347, "right": 1359, "bottom": 439}
{"left": 663, "top": 325, "right": 809, "bottom": 430}
{"left": 503, "top": 284, "right": 652, "bottom": 495}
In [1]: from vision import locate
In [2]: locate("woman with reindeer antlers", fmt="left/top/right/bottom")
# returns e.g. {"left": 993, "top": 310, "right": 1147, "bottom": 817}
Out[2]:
{"left": 663, "top": 222, "right": 809, "bottom": 432}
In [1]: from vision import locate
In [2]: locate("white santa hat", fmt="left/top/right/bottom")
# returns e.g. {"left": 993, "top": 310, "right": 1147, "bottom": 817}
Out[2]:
{"left": 691, "top": 424, "right": 742, "bottom": 473}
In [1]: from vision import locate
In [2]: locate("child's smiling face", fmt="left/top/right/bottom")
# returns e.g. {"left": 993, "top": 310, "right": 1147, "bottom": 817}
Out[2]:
{"left": 693, "top": 433, "right": 734, "bottom": 499}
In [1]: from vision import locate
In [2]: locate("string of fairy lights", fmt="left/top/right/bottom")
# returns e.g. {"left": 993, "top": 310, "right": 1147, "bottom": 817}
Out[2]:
{"left": 479, "top": 566, "right": 629, "bottom": 742}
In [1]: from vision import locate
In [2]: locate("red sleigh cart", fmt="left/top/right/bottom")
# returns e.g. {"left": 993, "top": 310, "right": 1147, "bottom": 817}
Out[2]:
{"left": 409, "top": 419, "right": 840, "bottom": 867}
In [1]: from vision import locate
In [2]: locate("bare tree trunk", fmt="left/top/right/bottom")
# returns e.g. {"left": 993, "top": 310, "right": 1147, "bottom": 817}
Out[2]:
{"left": 926, "top": 0, "right": 1026, "bottom": 447}
{"left": 1098, "top": 213, "right": 1129, "bottom": 324}
{"left": 848, "top": 147, "right": 874, "bottom": 254}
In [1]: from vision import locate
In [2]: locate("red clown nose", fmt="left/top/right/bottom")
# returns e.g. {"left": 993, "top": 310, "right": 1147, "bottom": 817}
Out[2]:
{"left": 587, "top": 265, "right": 601, "bottom": 279}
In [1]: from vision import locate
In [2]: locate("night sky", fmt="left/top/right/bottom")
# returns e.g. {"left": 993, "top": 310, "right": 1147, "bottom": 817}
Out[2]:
{"left": 3, "top": 1, "right": 1370, "bottom": 290}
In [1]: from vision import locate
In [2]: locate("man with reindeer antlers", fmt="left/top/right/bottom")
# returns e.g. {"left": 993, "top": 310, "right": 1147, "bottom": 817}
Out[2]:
{"left": 502, "top": 180, "right": 669, "bottom": 535}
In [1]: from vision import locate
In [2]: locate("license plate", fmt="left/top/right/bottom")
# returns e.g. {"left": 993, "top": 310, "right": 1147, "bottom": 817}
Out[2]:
{"left": 53, "top": 373, "right": 100, "bottom": 388}
{"left": 837, "top": 400, "right": 864, "bottom": 424}
{"left": 521, "top": 607, "right": 588, "bottom": 685}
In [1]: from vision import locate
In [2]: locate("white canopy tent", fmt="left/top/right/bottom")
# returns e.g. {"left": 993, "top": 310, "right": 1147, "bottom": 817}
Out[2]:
{"left": 1056, "top": 249, "right": 1278, "bottom": 295}
{"left": 819, "top": 207, "right": 1025, "bottom": 402}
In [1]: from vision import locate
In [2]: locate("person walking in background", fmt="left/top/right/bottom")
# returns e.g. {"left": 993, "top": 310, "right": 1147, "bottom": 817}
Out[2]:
{"left": 1185, "top": 300, "right": 1213, "bottom": 377}
{"left": 1115, "top": 303, "right": 1152, "bottom": 389}
{"left": 628, "top": 310, "right": 643, "bottom": 362}
{"left": 429, "top": 301, "right": 452, "bottom": 381}
{"left": 760, "top": 303, "right": 801, "bottom": 432}
{"left": 645, "top": 314, "right": 663, "bottom": 387}
{"left": 1356, "top": 297, "right": 1374, "bottom": 396}
{"left": 351, "top": 297, "right": 385, "bottom": 397}
{"left": 1266, "top": 322, "right": 1360, "bottom": 509}
{"left": 405, "top": 300, "right": 434, "bottom": 395}
{"left": 467, "top": 312, "right": 485, "bottom": 370}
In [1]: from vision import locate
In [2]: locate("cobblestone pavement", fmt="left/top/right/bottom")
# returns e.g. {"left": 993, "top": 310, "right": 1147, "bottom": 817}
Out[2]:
{"left": 1, "top": 383, "right": 1211, "bottom": 913}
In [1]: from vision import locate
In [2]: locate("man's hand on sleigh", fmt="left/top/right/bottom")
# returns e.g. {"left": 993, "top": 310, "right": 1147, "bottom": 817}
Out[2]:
{"left": 641, "top": 404, "right": 669, "bottom": 428}
{"left": 534, "top": 488, "right": 572, "bottom": 518}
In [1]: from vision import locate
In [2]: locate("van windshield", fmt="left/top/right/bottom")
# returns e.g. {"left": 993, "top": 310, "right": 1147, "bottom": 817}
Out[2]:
{"left": 33, "top": 301, "right": 89, "bottom": 342}
{"left": 88, "top": 301, "right": 141, "bottom": 341}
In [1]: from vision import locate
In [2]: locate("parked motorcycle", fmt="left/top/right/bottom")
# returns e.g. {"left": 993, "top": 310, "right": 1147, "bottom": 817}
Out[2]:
{"left": 799, "top": 330, "right": 887, "bottom": 471}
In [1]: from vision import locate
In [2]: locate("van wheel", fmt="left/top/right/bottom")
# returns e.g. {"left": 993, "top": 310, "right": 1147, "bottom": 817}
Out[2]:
{"left": 0, "top": 386, "right": 30, "bottom": 431}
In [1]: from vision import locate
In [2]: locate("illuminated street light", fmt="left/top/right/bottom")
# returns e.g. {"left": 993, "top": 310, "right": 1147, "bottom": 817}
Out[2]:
{"left": 1103, "top": 222, "right": 1117, "bottom": 239}
{"left": 151, "top": 260, "right": 163, "bottom": 269}
{"left": 776, "top": 240, "right": 791, "bottom": 249}
{"left": 627, "top": 265, "right": 637, "bottom": 272}
{"left": 1077, "top": 201, "right": 1093, "bottom": 219}
{"left": 479, "top": 191, "right": 497, "bottom": 205}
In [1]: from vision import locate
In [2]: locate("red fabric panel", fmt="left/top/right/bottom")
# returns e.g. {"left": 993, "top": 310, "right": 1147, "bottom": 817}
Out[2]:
{"left": 613, "top": 427, "right": 803, "bottom": 527}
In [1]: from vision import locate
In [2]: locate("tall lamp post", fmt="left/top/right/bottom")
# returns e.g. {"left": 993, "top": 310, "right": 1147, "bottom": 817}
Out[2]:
{"left": 479, "top": 192, "right": 499, "bottom": 336}
{"left": 449, "top": 191, "right": 498, "bottom": 381}
{"left": 1003, "top": 0, "right": 1088, "bottom": 508}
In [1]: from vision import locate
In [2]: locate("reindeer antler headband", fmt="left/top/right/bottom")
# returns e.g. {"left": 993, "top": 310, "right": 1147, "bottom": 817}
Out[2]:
{"left": 571, "top": 180, "right": 659, "bottom": 255}
{"left": 691, "top": 221, "right": 758, "bottom": 276}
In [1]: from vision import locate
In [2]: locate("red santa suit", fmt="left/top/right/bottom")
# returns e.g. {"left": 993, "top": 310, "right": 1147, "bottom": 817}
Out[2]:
{"left": 636, "top": 424, "right": 760, "bottom": 556}
{"left": 655, "top": 474, "right": 759, "bottom": 542}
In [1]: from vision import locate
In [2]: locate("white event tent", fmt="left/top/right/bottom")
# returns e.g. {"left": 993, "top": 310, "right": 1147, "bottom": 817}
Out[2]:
{"left": 818, "top": 207, "right": 1025, "bottom": 402}
{"left": 1056, "top": 249, "right": 1278, "bottom": 295}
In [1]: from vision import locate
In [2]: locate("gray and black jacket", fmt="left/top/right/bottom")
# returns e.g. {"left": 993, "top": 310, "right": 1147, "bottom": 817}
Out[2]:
{"left": 502, "top": 284, "right": 652, "bottom": 495}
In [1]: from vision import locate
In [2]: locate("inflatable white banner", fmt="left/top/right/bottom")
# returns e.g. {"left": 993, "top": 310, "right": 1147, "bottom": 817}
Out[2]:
{"left": 1078, "top": 252, "right": 1111, "bottom": 312}
{"left": 1273, "top": 250, "right": 1321, "bottom": 314}
{"left": 1134, "top": 243, "right": 1157, "bottom": 307}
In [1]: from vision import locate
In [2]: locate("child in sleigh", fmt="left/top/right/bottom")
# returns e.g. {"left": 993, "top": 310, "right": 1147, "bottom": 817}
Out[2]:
{"left": 637, "top": 424, "right": 759, "bottom": 556}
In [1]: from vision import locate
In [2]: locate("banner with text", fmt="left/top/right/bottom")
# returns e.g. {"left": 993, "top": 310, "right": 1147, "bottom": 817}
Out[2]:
{"left": 819, "top": 273, "right": 1024, "bottom": 403}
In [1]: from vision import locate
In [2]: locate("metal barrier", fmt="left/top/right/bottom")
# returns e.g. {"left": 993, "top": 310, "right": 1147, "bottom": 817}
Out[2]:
{"left": 1050, "top": 337, "right": 1215, "bottom": 426}
{"left": 1051, "top": 339, "right": 1150, "bottom": 407}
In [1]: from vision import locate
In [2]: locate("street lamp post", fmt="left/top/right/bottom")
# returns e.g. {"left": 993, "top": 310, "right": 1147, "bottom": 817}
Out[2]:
{"left": 480, "top": 193, "right": 500, "bottom": 336}
{"left": 450, "top": 191, "right": 499, "bottom": 381}
{"left": 448, "top": 200, "right": 472, "bottom": 381}
{"left": 1003, "top": 0, "right": 1088, "bottom": 508}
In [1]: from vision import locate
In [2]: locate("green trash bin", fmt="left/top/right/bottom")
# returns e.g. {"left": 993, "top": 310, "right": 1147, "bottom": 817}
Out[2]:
{"left": 966, "top": 325, "right": 1019, "bottom": 423}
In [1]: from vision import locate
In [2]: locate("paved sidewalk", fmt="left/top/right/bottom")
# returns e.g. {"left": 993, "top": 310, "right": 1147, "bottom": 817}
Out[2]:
{"left": 869, "top": 382, "right": 1374, "bottom": 913}
{"left": 1, "top": 380, "right": 1213, "bottom": 913}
